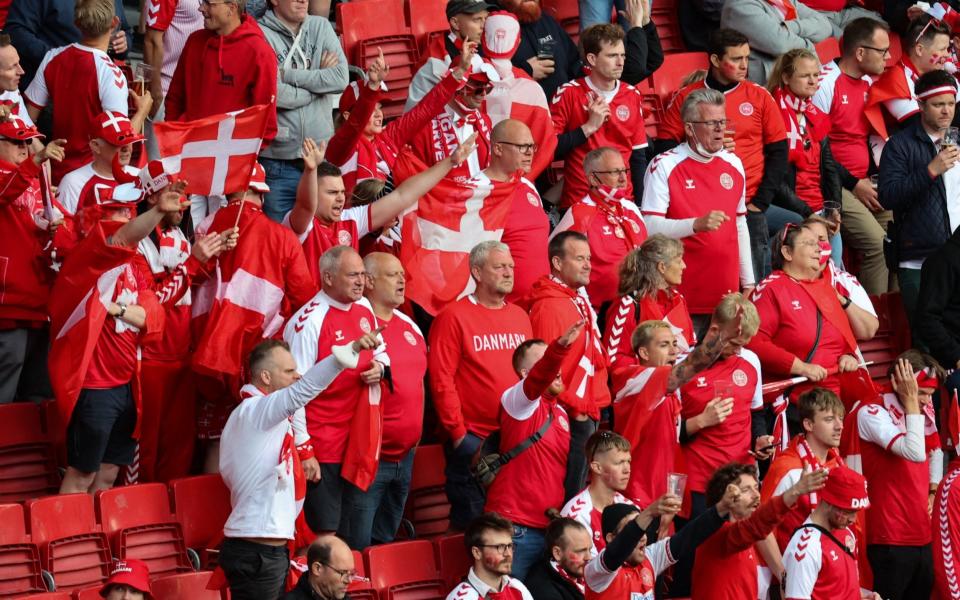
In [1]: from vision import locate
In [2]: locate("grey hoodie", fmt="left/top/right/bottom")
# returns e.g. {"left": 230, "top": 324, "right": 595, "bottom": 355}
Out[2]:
{"left": 258, "top": 11, "right": 348, "bottom": 159}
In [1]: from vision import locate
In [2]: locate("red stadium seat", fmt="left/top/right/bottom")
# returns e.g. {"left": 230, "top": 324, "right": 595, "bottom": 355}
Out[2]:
{"left": 348, "top": 550, "right": 379, "bottom": 600}
{"left": 0, "top": 532, "right": 45, "bottom": 596}
{"left": 650, "top": 0, "right": 685, "bottom": 54}
{"left": 0, "top": 403, "right": 59, "bottom": 503}
{"left": 26, "top": 494, "right": 111, "bottom": 591}
{"left": 815, "top": 37, "right": 841, "bottom": 64}
{"left": 640, "top": 92, "right": 664, "bottom": 140}
{"left": 541, "top": 0, "right": 580, "bottom": 44}
{"left": 169, "top": 474, "right": 230, "bottom": 569}
{"left": 95, "top": 484, "right": 192, "bottom": 578}
{"left": 151, "top": 571, "right": 220, "bottom": 600}
{"left": 434, "top": 534, "right": 469, "bottom": 589}
{"left": 15, "top": 593, "right": 72, "bottom": 599}
{"left": 364, "top": 540, "right": 444, "bottom": 600}
{"left": 337, "top": 0, "right": 418, "bottom": 119}
{"left": 407, "top": 0, "right": 447, "bottom": 58}
{"left": 73, "top": 586, "right": 103, "bottom": 600}
{"left": 403, "top": 445, "right": 450, "bottom": 538}
{"left": 0, "top": 503, "right": 26, "bottom": 545}
{"left": 652, "top": 52, "right": 709, "bottom": 104}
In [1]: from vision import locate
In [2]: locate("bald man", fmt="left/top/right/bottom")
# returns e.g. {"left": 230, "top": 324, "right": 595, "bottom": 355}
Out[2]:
{"left": 488, "top": 119, "right": 550, "bottom": 302}
{"left": 336, "top": 252, "right": 427, "bottom": 550}
{"left": 285, "top": 535, "right": 355, "bottom": 600}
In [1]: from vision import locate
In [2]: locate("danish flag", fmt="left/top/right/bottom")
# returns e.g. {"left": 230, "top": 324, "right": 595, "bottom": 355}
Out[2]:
{"left": 153, "top": 104, "right": 268, "bottom": 196}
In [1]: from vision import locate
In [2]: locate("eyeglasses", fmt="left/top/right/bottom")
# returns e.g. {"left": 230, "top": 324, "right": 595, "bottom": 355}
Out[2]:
{"left": 592, "top": 168, "right": 630, "bottom": 177}
{"left": 199, "top": 0, "right": 231, "bottom": 7}
{"left": 465, "top": 83, "right": 494, "bottom": 96}
{"left": 860, "top": 45, "right": 891, "bottom": 57}
{"left": 780, "top": 222, "right": 800, "bottom": 244}
{"left": 498, "top": 141, "right": 538, "bottom": 154}
{"left": 320, "top": 562, "right": 367, "bottom": 583}
{"left": 688, "top": 119, "right": 728, "bottom": 130}
{"left": 0, "top": 137, "right": 29, "bottom": 147}
{"left": 479, "top": 543, "right": 515, "bottom": 555}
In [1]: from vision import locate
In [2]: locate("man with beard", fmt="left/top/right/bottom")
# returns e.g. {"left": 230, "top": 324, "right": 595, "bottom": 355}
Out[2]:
{"left": 690, "top": 463, "right": 828, "bottom": 599}
{"left": 783, "top": 466, "right": 880, "bottom": 600}
{"left": 524, "top": 518, "right": 592, "bottom": 600}
{"left": 761, "top": 388, "right": 846, "bottom": 553}
{"left": 503, "top": 0, "right": 582, "bottom": 101}
{"left": 446, "top": 513, "right": 535, "bottom": 599}
{"left": 407, "top": 0, "right": 493, "bottom": 111}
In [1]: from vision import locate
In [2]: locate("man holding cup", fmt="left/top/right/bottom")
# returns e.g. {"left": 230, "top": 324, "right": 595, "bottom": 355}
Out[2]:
{"left": 878, "top": 69, "right": 960, "bottom": 327}
{"left": 500, "top": 0, "right": 582, "bottom": 101}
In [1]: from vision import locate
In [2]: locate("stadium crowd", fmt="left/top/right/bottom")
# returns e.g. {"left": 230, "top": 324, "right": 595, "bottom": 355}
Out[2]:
{"left": 8, "top": 0, "right": 960, "bottom": 597}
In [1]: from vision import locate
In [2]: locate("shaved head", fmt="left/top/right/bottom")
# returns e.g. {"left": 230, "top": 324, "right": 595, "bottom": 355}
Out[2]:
{"left": 490, "top": 119, "right": 535, "bottom": 175}
{"left": 363, "top": 251, "right": 401, "bottom": 279}
{"left": 364, "top": 252, "right": 406, "bottom": 310}
{"left": 491, "top": 118, "right": 532, "bottom": 143}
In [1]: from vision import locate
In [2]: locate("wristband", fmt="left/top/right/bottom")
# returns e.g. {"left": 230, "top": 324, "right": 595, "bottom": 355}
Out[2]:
{"left": 297, "top": 441, "right": 315, "bottom": 461}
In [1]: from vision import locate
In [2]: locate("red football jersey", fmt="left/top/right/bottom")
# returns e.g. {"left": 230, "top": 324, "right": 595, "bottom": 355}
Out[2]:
{"left": 561, "top": 488, "right": 636, "bottom": 555}
{"left": 379, "top": 310, "right": 427, "bottom": 461}
{"left": 658, "top": 80, "right": 786, "bottom": 202}
{"left": 502, "top": 178, "right": 549, "bottom": 303}
{"left": 285, "top": 206, "right": 370, "bottom": 285}
{"left": 811, "top": 60, "right": 873, "bottom": 180}
{"left": 641, "top": 143, "right": 747, "bottom": 314}
{"left": 783, "top": 522, "right": 860, "bottom": 600}
{"left": 57, "top": 164, "right": 117, "bottom": 216}
{"left": 24, "top": 45, "right": 129, "bottom": 183}
{"left": 552, "top": 78, "right": 648, "bottom": 209}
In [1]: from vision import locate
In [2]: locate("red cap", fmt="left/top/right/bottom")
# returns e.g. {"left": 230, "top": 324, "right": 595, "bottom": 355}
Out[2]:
{"left": 820, "top": 467, "right": 870, "bottom": 511}
{"left": 338, "top": 80, "right": 388, "bottom": 114}
{"left": 249, "top": 162, "right": 270, "bottom": 193}
{"left": 91, "top": 111, "right": 144, "bottom": 147}
{"left": 100, "top": 559, "right": 152, "bottom": 598}
{"left": 0, "top": 113, "right": 43, "bottom": 141}
{"left": 95, "top": 182, "right": 142, "bottom": 209}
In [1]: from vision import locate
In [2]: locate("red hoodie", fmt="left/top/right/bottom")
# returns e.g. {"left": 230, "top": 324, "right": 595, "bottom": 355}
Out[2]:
{"left": 524, "top": 275, "right": 610, "bottom": 419}
{"left": 165, "top": 14, "right": 278, "bottom": 143}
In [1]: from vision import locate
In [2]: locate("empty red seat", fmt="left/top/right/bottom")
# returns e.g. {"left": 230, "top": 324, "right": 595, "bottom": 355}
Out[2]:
{"left": 0, "top": 511, "right": 45, "bottom": 597}
{"left": 16, "top": 593, "right": 72, "bottom": 599}
{"left": 169, "top": 474, "right": 230, "bottom": 569}
{"left": 151, "top": 571, "right": 219, "bottom": 599}
{"left": 96, "top": 484, "right": 192, "bottom": 578}
{"left": 541, "top": 0, "right": 580, "bottom": 43}
{"left": 72, "top": 586, "right": 102, "bottom": 600}
{"left": 0, "top": 403, "right": 59, "bottom": 503}
{"left": 403, "top": 445, "right": 449, "bottom": 538}
{"left": 407, "top": 0, "right": 447, "bottom": 58}
{"left": 650, "top": 0, "right": 685, "bottom": 53}
{"left": 347, "top": 549, "right": 379, "bottom": 600}
{"left": 365, "top": 540, "right": 444, "bottom": 600}
{"left": 652, "top": 52, "right": 709, "bottom": 104}
{"left": 434, "top": 534, "right": 469, "bottom": 589}
{"left": 27, "top": 494, "right": 111, "bottom": 591}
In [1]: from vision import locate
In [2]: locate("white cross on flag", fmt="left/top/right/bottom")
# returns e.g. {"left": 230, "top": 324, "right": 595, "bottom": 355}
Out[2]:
{"left": 153, "top": 104, "right": 269, "bottom": 196}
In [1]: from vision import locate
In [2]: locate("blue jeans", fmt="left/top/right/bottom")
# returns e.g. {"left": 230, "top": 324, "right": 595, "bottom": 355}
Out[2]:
{"left": 899, "top": 267, "right": 922, "bottom": 344}
{"left": 511, "top": 524, "right": 545, "bottom": 581}
{"left": 259, "top": 157, "right": 302, "bottom": 223}
{"left": 765, "top": 205, "right": 804, "bottom": 238}
{"left": 338, "top": 451, "right": 415, "bottom": 550}
{"left": 579, "top": 0, "right": 627, "bottom": 29}
{"left": 746, "top": 210, "right": 772, "bottom": 282}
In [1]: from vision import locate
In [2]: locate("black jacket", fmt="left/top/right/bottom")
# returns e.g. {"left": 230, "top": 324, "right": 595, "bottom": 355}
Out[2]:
{"left": 916, "top": 229, "right": 960, "bottom": 368}
{"left": 525, "top": 560, "right": 584, "bottom": 600}
{"left": 621, "top": 22, "right": 665, "bottom": 87}
{"left": 772, "top": 138, "right": 843, "bottom": 218}
{"left": 878, "top": 119, "right": 953, "bottom": 262}
{"left": 283, "top": 572, "right": 352, "bottom": 600}
{"left": 510, "top": 13, "right": 582, "bottom": 102}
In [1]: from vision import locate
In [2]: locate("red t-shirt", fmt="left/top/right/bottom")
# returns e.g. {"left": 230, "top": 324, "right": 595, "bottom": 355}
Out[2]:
{"left": 57, "top": 164, "right": 116, "bottom": 216}
{"left": 552, "top": 78, "right": 648, "bottom": 208}
{"left": 855, "top": 398, "right": 933, "bottom": 545}
{"left": 811, "top": 60, "right": 872, "bottom": 180}
{"left": 641, "top": 143, "right": 747, "bottom": 314}
{"left": 680, "top": 350, "right": 762, "bottom": 493}
{"left": 283, "top": 292, "right": 380, "bottom": 463}
{"left": 23, "top": 45, "right": 129, "bottom": 183}
{"left": 379, "top": 310, "right": 427, "bottom": 461}
{"left": 502, "top": 179, "right": 550, "bottom": 304}
{"left": 658, "top": 80, "right": 786, "bottom": 202}
{"left": 286, "top": 206, "right": 370, "bottom": 285}
{"left": 428, "top": 296, "right": 533, "bottom": 440}
{"left": 83, "top": 263, "right": 151, "bottom": 388}
{"left": 784, "top": 522, "right": 860, "bottom": 600}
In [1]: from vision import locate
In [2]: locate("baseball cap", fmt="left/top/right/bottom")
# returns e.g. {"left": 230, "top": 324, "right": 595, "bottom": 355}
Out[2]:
{"left": 92, "top": 111, "right": 145, "bottom": 147}
{"left": 249, "top": 162, "right": 270, "bottom": 193}
{"left": 446, "top": 0, "right": 495, "bottom": 19}
{"left": 820, "top": 466, "right": 870, "bottom": 511}
{"left": 95, "top": 182, "right": 143, "bottom": 208}
{"left": 100, "top": 558, "right": 152, "bottom": 598}
{"left": 0, "top": 113, "right": 43, "bottom": 141}
{"left": 338, "top": 80, "right": 389, "bottom": 114}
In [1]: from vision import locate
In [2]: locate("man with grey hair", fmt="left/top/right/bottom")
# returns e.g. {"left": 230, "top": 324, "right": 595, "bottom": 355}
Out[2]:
{"left": 283, "top": 245, "right": 388, "bottom": 538}
{"left": 552, "top": 145, "right": 647, "bottom": 309}
{"left": 428, "top": 240, "right": 533, "bottom": 529}
{"left": 641, "top": 88, "right": 755, "bottom": 335}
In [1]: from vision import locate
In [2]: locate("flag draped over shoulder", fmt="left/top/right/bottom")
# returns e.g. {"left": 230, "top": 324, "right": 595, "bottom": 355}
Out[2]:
{"left": 394, "top": 151, "right": 516, "bottom": 316}
{"left": 485, "top": 73, "right": 558, "bottom": 179}
{"left": 153, "top": 105, "right": 268, "bottom": 196}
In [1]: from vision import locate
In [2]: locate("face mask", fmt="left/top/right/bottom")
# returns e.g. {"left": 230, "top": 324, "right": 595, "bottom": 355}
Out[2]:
{"left": 818, "top": 240, "right": 831, "bottom": 265}
{"left": 594, "top": 183, "right": 627, "bottom": 202}
{"left": 689, "top": 126, "right": 721, "bottom": 159}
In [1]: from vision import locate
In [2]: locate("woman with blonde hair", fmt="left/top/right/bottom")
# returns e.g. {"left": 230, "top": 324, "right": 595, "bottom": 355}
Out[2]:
{"left": 767, "top": 48, "right": 845, "bottom": 265}
{"left": 603, "top": 234, "right": 695, "bottom": 368}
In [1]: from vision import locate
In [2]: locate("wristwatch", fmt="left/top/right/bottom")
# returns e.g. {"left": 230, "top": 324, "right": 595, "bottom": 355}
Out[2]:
{"left": 840, "top": 295, "right": 852, "bottom": 310}
{"left": 116, "top": 303, "right": 127, "bottom": 318}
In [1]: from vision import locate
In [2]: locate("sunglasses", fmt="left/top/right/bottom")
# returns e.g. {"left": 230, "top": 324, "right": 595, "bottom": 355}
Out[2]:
{"left": 0, "top": 137, "right": 30, "bottom": 147}
{"left": 464, "top": 83, "right": 494, "bottom": 96}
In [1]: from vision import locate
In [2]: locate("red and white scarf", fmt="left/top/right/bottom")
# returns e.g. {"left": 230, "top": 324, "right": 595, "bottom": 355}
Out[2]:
{"left": 795, "top": 436, "right": 840, "bottom": 505}
{"left": 773, "top": 87, "right": 830, "bottom": 166}
{"left": 587, "top": 185, "right": 647, "bottom": 248}
{"left": 549, "top": 560, "right": 585, "bottom": 594}
{"left": 766, "top": 0, "right": 797, "bottom": 20}
{"left": 432, "top": 107, "right": 491, "bottom": 165}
